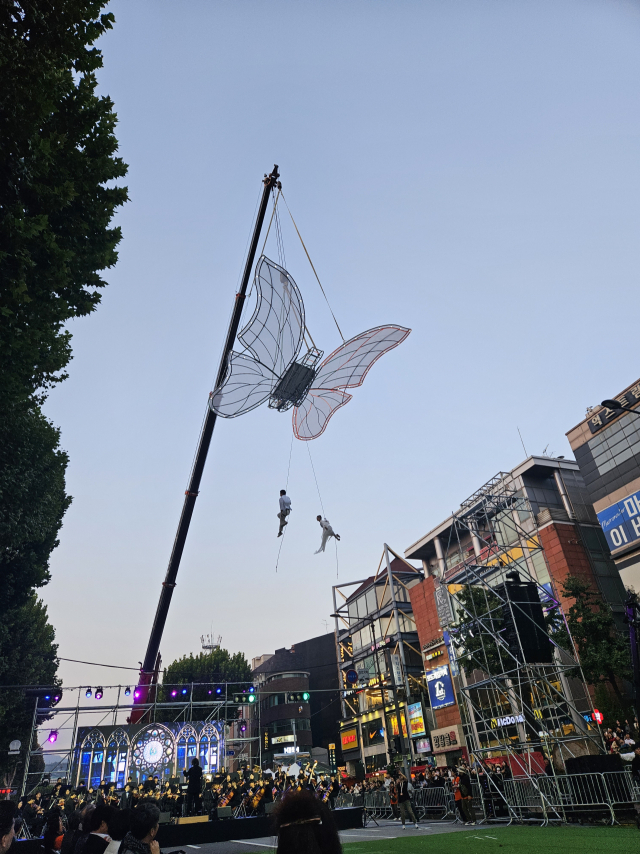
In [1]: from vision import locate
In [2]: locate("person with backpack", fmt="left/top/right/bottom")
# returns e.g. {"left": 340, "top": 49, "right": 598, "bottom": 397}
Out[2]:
{"left": 454, "top": 766, "right": 476, "bottom": 825}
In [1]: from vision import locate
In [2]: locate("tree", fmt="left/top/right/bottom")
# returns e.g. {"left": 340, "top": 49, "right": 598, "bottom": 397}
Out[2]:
{"left": 0, "top": 594, "right": 60, "bottom": 787}
{"left": 450, "top": 585, "right": 505, "bottom": 676}
{"left": 553, "top": 575, "right": 632, "bottom": 708}
{"left": 160, "top": 648, "right": 252, "bottom": 703}
{"left": 0, "top": 1, "right": 127, "bottom": 772}
{"left": 0, "top": 1, "right": 128, "bottom": 402}
{"left": 0, "top": 405, "right": 71, "bottom": 614}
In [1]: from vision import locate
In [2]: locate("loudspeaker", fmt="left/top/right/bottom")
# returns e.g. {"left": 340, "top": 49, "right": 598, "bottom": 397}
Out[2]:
{"left": 216, "top": 807, "right": 233, "bottom": 819}
{"left": 176, "top": 815, "right": 209, "bottom": 825}
{"left": 565, "top": 754, "right": 623, "bottom": 774}
{"left": 497, "top": 580, "right": 553, "bottom": 664}
{"left": 158, "top": 812, "right": 172, "bottom": 825}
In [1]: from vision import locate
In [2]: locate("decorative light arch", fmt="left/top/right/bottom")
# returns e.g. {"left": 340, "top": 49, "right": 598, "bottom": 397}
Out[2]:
{"left": 79, "top": 730, "right": 105, "bottom": 789}
{"left": 105, "top": 729, "right": 130, "bottom": 787}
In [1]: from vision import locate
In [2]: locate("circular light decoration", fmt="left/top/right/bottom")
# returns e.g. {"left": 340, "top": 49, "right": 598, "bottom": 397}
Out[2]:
{"left": 142, "top": 740, "right": 164, "bottom": 765}
{"left": 131, "top": 727, "right": 174, "bottom": 778}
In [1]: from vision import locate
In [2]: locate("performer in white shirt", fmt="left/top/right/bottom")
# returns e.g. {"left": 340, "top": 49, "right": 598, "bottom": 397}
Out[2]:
{"left": 315, "top": 515, "right": 340, "bottom": 553}
{"left": 277, "top": 490, "right": 292, "bottom": 536}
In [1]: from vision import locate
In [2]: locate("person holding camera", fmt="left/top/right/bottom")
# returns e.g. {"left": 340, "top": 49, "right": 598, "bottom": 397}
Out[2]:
{"left": 396, "top": 771, "right": 419, "bottom": 829}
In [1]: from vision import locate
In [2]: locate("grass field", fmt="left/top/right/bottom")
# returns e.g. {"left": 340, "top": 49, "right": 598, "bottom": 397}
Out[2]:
{"left": 338, "top": 825, "right": 637, "bottom": 854}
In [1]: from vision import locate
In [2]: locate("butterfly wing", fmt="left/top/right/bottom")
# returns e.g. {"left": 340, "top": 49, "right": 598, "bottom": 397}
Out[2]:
{"left": 292, "top": 325, "right": 411, "bottom": 440}
{"left": 210, "top": 256, "right": 306, "bottom": 418}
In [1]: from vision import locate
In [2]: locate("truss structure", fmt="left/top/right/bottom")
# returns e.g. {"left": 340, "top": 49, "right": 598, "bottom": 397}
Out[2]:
{"left": 438, "top": 474, "right": 605, "bottom": 822}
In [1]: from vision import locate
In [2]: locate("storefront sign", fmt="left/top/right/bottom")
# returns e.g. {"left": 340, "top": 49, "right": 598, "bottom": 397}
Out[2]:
{"left": 430, "top": 724, "right": 462, "bottom": 753}
{"left": 426, "top": 664, "right": 456, "bottom": 710}
{"left": 390, "top": 654, "right": 403, "bottom": 687}
{"left": 271, "top": 735, "right": 295, "bottom": 745}
{"left": 597, "top": 488, "right": 640, "bottom": 552}
{"left": 434, "top": 583, "right": 454, "bottom": 627}
{"left": 415, "top": 738, "right": 431, "bottom": 754}
{"left": 588, "top": 387, "right": 640, "bottom": 434}
{"left": 341, "top": 728, "right": 358, "bottom": 750}
{"left": 490, "top": 714, "right": 524, "bottom": 728}
{"left": 407, "top": 701, "right": 427, "bottom": 738}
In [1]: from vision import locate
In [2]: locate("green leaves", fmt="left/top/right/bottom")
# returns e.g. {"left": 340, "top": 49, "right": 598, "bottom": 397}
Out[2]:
{"left": 553, "top": 575, "right": 632, "bottom": 705}
{"left": 0, "top": 1, "right": 128, "bottom": 401}
{"left": 161, "top": 649, "right": 253, "bottom": 703}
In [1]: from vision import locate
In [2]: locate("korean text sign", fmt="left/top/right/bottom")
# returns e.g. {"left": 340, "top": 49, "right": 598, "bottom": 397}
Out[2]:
{"left": 597, "top": 489, "right": 640, "bottom": 552}
{"left": 426, "top": 664, "right": 456, "bottom": 710}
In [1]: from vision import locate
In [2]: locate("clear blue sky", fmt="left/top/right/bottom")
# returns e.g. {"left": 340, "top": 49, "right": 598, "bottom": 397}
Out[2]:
{"left": 43, "top": 0, "right": 640, "bottom": 696}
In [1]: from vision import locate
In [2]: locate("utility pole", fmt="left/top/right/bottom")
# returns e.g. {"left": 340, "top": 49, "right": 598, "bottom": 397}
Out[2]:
{"left": 132, "top": 166, "right": 280, "bottom": 720}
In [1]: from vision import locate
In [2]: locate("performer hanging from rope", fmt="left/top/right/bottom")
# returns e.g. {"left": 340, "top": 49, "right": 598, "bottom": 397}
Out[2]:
{"left": 314, "top": 515, "right": 340, "bottom": 553}
{"left": 277, "top": 490, "right": 292, "bottom": 537}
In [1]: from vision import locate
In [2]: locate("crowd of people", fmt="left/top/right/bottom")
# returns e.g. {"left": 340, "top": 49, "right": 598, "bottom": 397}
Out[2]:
{"left": 603, "top": 717, "right": 639, "bottom": 755}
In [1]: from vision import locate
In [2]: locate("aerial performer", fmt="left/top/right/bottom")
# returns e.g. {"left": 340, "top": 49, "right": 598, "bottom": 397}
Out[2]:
{"left": 315, "top": 515, "right": 340, "bottom": 554}
{"left": 278, "top": 489, "right": 291, "bottom": 537}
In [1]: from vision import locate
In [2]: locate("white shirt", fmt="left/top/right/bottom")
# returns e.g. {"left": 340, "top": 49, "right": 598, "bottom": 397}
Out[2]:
{"left": 319, "top": 517, "right": 331, "bottom": 529}
{"left": 279, "top": 495, "right": 291, "bottom": 512}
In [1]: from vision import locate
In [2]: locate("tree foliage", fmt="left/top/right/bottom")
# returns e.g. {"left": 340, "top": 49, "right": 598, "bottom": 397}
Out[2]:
{"left": 552, "top": 575, "right": 632, "bottom": 705}
{"left": 0, "top": 594, "right": 60, "bottom": 786}
{"left": 0, "top": 1, "right": 128, "bottom": 401}
{"left": 450, "top": 585, "right": 506, "bottom": 676}
{"left": 160, "top": 648, "right": 252, "bottom": 703}
{"left": 0, "top": 1, "right": 127, "bottom": 773}
{"left": 0, "top": 404, "right": 71, "bottom": 613}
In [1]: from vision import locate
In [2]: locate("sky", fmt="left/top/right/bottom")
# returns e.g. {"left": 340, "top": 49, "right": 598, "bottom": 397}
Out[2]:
{"left": 41, "top": 0, "right": 640, "bottom": 717}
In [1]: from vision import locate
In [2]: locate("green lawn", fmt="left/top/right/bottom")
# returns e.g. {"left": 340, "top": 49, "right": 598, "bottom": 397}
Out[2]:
{"left": 340, "top": 826, "right": 637, "bottom": 854}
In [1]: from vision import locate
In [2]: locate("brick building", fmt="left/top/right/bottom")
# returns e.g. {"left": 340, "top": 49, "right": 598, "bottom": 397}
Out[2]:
{"left": 404, "top": 455, "right": 623, "bottom": 765}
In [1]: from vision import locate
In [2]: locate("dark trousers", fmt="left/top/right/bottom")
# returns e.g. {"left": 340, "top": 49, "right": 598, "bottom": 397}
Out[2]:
{"left": 186, "top": 793, "right": 201, "bottom": 815}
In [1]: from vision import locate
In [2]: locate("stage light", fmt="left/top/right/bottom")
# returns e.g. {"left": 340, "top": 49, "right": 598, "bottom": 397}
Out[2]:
{"left": 134, "top": 691, "right": 140, "bottom": 699}
{"left": 85, "top": 688, "right": 92, "bottom": 698}
{"left": 44, "top": 695, "right": 51, "bottom": 701}
{"left": 215, "top": 686, "right": 223, "bottom": 695}
{"left": 181, "top": 688, "right": 188, "bottom": 695}
{"left": 248, "top": 686, "right": 255, "bottom": 693}
{"left": 239, "top": 721, "right": 247, "bottom": 733}
{"left": 208, "top": 690, "right": 212, "bottom": 695}
{"left": 171, "top": 690, "right": 177, "bottom": 697}
{"left": 54, "top": 696, "right": 60, "bottom": 703}
{"left": 47, "top": 730, "right": 58, "bottom": 744}
{"left": 95, "top": 687, "right": 103, "bottom": 700}
{"left": 124, "top": 687, "right": 131, "bottom": 696}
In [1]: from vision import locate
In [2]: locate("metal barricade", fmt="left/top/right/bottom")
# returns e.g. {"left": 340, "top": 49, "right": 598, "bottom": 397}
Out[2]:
{"left": 412, "top": 786, "right": 452, "bottom": 821}
{"left": 603, "top": 770, "right": 639, "bottom": 809}
{"left": 334, "top": 792, "right": 363, "bottom": 809}
{"left": 364, "top": 790, "right": 392, "bottom": 819}
{"left": 538, "top": 774, "right": 615, "bottom": 825}
{"left": 501, "top": 778, "right": 547, "bottom": 823}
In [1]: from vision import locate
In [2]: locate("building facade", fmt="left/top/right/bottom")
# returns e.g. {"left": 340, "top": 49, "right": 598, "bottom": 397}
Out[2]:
{"left": 252, "top": 633, "right": 339, "bottom": 768}
{"left": 404, "top": 455, "right": 617, "bottom": 767}
{"left": 333, "top": 550, "right": 429, "bottom": 778}
{"left": 567, "top": 377, "right": 640, "bottom": 591}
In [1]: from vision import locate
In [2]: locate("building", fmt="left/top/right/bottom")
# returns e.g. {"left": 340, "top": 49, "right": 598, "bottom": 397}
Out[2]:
{"left": 252, "top": 633, "right": 339, "bottom": 768}
{"left": 332, "top": 549, "right": 429, "bottom": 778}
{"left": 566, "top": 377, "right": 640, "bottom": 591}
{"left": 404, "top": 455, "right": 618, "bottom": 768}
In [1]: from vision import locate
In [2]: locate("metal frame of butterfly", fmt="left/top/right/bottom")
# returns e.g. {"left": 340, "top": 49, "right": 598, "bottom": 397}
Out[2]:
{"left": 209, "top": 256, "right": 411, "bottom": 440}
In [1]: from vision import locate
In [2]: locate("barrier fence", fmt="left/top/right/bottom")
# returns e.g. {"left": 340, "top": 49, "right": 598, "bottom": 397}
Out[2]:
{"left": 334, "top": 771, "right": 639, "bottom": 826}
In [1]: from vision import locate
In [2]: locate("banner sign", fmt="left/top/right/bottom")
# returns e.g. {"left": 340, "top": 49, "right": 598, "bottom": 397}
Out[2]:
{"left": 426, "top": 664, "right": 456, "bottom": 710}
{"left": 597, "top": 488, "right": 640, "bottom": 552}
{"left": 434, "top": 583, "right": 454, "bottom": 627}
{"left": 271, "top": 735, "right": 295, "bottom": 744}
{"left": 387, "top": 711, "right": 408, "bottom": 738}
{"left": 430, "top": 724, "right": 462, "bottom": 753}
{"left": 340, "top": 728, "right": 358, "bottom": 751}
{"left": 407, "top": 701, "right": 427, "bottom": 738}
{"left": 415, "top": 738, "right": 431, "bottom": 754}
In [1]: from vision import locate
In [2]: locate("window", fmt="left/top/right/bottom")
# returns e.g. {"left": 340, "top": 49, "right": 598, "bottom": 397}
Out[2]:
{"left": 266, "top": 672, "right": 308, "bottom": 683}
{"left": 269, "top": 693, "right": 286, "bottom": 707}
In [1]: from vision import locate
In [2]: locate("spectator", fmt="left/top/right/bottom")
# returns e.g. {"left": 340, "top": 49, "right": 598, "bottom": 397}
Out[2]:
{"left": 396, "top": 771, "right": 419, "bottom": 830}
{"left": 120, "top": 804, "right": 160, "bottom": 854}
{"left": 0, "top": 802, "right": 17, "bottom": 854}
{"left": 104, "top": 809, "right": 131, "bottom": 854}
{"left": 454, "top": 766, "right": 476, "bottom": 826}
{"left": 631, "top": 746, "right": 640, "bottom": 783}
{"left": 77, "top": 805, "right": 114, "bottom": 854}
{"left": 43, "top": 811, "right": 64, "bottom": 854}
{"left": 273, "top": 791, "right": 341, "bottom": 854}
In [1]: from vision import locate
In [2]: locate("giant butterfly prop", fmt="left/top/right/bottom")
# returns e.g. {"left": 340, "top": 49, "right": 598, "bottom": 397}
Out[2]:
{"left": 210, "top": 256, "right": 410, "bottom": 440}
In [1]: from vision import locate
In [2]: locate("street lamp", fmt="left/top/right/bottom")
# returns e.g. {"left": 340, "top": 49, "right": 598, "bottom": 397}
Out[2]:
{"left": 601, "top": 400, "right": 640, "bottom": 417}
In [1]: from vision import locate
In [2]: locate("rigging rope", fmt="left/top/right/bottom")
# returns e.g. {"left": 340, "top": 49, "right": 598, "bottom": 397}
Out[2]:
{"left": 306, "top": 442, "right": 340, "bottom": 577}
{"left": 281, "top": 193, "right": 346, "bottom": 344}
